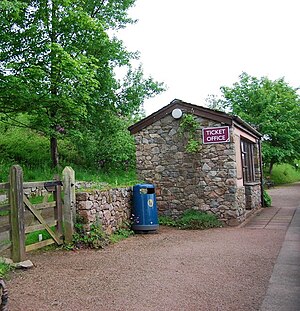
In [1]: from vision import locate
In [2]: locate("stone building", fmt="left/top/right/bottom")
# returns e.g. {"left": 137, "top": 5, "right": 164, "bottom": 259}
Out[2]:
{"left": 129, "top": 99, "right": 263, "bottom": 226}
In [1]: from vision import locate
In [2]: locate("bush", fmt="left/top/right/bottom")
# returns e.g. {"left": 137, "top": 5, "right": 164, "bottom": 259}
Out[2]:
{"left": 159, "top": 209, "right": 222, "bottom": 230}
{"left": 0, "top": 261, "right": 11, "bottom": 278}
{"left": 270, "top": 163, "right": 300, "bottom": 185}
{"left": 109, "top": 227, "right": 134, "bottom": 243}
{"left": 159, "top": 215, "right": 177, "bottom": 227}
{"left": 0, "top": 112, "right": 136, "bottom": 174}
{"left": 69, "top": 217, "right": 134, "bottom": 249}
{"left": 72, "top": 221, "right": 110, "bottom": 249}
{"left": 263, "top": 190, "right": 272, "bottom": 207}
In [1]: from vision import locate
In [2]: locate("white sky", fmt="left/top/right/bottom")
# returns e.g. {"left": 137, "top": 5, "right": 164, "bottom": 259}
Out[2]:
{"left": 117, "top": 0, "right": 300, "bottom": 116}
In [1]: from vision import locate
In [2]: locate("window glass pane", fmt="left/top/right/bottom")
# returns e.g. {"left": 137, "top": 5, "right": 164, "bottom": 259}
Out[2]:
{"left": 240, "top": 139, "right": 255, "bottom": 183}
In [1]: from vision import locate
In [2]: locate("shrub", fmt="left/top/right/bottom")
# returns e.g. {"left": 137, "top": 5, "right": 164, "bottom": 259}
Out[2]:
{"left": 69, "top": 217, "right": 134, "bottom": 249}
{"left": 72, "top": 217, "right": 109, "bottom": 249}
{"left": 0, "top": 261, "right": 11, "bottom": 278}
{"left": 263, "top": 190, "right": 272, "bottom": 207}
{"left": 109, "top": 227, "right": 134, "bottom": 243}
{"left": 159, "top": 215, "right": 177, "bottom": 227}
{"left": 159, "top": 209, "right": 222, "bottom": 230}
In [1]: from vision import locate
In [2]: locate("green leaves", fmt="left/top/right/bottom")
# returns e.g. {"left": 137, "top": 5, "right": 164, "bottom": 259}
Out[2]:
{"left": 179, "top": 114, "right": 201, "bottom": 153}
{"left": 0, "top": 0, "right": 165, "bottom": 167}
{"left": 209, "top": 73, "right": 300, "bottom": 173}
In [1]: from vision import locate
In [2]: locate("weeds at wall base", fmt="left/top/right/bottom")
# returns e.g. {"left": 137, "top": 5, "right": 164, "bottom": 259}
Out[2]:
{"left": 65, "top": 218, "right": 134, "bottom": 250}
{"left": 0, "top": 261, "right": 12, "bottom": 279}
{"left": 159, "top": 209, "right": 222, "bottom": 230}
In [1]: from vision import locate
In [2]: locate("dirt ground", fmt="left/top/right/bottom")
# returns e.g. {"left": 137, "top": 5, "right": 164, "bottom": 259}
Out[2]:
{"left": 7, "top": 184, "right": 298, "bottom": 311}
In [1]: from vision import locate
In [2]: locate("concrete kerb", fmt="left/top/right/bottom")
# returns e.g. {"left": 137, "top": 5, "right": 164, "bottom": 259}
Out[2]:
{"left": 260, "top": 207, "right": 300, "bottom": 311}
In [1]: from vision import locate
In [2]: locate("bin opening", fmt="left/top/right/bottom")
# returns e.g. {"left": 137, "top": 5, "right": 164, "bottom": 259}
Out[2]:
{"left": 139, "top": 188, "right": 155, "bottom": 194}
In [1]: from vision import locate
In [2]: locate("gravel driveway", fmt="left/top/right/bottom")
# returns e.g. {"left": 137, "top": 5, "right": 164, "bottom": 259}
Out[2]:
{"left": 8, "top": 185, "right": 297, "bottom": 311}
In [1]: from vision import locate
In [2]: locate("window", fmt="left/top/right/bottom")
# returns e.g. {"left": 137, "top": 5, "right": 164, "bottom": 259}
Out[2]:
{"left": 241, "top": 139, "right": 255, "bottom": 183}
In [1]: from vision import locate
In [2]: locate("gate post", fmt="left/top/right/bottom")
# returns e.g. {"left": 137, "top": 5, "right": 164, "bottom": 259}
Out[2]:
{"left": 62, "top": 167, "right": 75, "bottom": 243}
{"left": 9, "top": 165, "right": 25, "bottom": 262}
{"left": 54, "top": 175, "right": 63, "bottom": 238}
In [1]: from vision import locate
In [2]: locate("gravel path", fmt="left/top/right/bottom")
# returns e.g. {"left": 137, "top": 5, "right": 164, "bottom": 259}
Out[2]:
{"left": 7, "top": 185, "right": 298, "bottom": 311}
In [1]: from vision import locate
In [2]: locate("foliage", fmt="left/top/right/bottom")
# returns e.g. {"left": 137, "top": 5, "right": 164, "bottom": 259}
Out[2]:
{"left": 207, "top": 72, "right": 300, "bottom": 174}
{"left": 69, "top": 217, "right": 133, "bottom": 249}
{"left": 72, "top": 112, "right": 137, "bottom": 170}
{"left": 109, "top": 225, "right": 134, "bottom": 243}
{"left": 179, "top": 114, "right": 201, "bottom": 153}
{"left": 72, "top": 220, "right": 109, "bottom": 249}
{"left": 0, "top": 0, "right": 165, "bottom": 167}
{"left": 0, "top": 261, "right": 11, "bottom": 278}
{"left": 0, "top": 117, "right": 140, "bottom": 184}
{"left": 0, "top": 117, "right": 78, "bottom": 169}
{"left": 263, "top": 190, "right": 272, "bottom": 207}
{"left": 159, "top": 209, "right": 222, "bottom": 230}
{"left": 25, "top": 226, "right": 55, "bottom": 246}
{"left": 30, "top": 194, "right": 54, "bottom": 205}
{"left": 267, "top": 163, "right": 300, "bottom": 185}
{"left": 159, "top": 215, "right": 177, "bottom": 227}
{"left": 0, "top": 157, "right": 140, "bottom": 189}
{"left": 186, "top": 139, "right": 201, "bottom": 154}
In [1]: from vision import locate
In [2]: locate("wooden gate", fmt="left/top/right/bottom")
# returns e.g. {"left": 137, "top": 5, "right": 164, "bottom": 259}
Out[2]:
{"left": 23, "top": 180, "right": 63, "bottom": 252}
{"left": 0, "top": 165, "right": 75, "bottom": 262}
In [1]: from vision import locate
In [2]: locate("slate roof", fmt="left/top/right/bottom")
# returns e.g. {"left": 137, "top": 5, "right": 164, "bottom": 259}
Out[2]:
{"left": 128, "top": 99, "right": 262, "bottom": 138}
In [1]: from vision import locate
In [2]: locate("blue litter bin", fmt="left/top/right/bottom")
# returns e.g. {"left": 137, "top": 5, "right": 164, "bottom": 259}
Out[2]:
{"left": 132, "top": 184, "right": 159, "bottom": 232}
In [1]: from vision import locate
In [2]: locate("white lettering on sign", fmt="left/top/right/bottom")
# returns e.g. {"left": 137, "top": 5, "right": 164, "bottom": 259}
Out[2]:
{"left": 202, "top": 126, "right": 230, "bottom": 144}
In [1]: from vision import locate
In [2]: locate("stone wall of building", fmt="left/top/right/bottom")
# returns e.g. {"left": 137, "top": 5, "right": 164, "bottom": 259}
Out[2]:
{"left": 76, "top": 188, "right": 132, "bottom": 234}
{"left": 245, "top": 184, "right": 261, "bottom": 210}
{"left": 230, "top": 186, "right": 246, "bottom": 226}
{"left": 134, "top": 114, "right": 249, "bottom": 225}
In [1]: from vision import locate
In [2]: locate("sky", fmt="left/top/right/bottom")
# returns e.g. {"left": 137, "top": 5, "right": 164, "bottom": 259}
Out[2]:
{"left": 117, "top": 0, "right": 300, "bottom": 116}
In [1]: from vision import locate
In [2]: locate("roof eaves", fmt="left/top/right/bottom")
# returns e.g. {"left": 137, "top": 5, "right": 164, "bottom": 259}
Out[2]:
{"left": 128, "top": 99, "right": 233, "bottom": 134}
{"left": 232, "top": 115, "right": 262, "bottom": 138}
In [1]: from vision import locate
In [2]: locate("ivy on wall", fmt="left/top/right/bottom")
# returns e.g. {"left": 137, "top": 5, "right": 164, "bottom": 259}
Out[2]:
{"left": 179, "top": 114, "right": 201, "bottom": 153}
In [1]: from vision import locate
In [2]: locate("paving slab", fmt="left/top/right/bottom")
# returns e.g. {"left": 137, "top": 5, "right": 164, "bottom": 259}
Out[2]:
{"left": 260, "top": 284, "right": 300, "bottom": 311}
{"left": 260, "top": 207, "right": 300, "bottom": 311}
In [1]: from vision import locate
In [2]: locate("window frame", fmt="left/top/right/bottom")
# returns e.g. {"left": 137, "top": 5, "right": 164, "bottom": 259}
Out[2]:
{"left": 241, "top": 139, "right": 256, "bottom": 184}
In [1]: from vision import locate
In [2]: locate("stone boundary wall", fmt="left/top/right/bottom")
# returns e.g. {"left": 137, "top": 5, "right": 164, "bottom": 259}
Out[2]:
{"left": 76, "top": 187, "right": 132, "bottom": 234}
{"left": 23, "top": 187, "right": 48, "bottom": 198}
{"left": 0, "top": 184, "right": 133, "bottom": 234}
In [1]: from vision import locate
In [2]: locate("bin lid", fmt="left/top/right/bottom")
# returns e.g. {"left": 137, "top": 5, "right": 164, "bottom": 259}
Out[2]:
{"left": 133, "top": 184, "right": 155, "bottom": 189}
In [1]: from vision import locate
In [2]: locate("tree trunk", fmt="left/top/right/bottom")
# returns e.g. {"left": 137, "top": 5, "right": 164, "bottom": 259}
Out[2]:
{"left": 50, "top": 136, "right": 59, "bottom": 168}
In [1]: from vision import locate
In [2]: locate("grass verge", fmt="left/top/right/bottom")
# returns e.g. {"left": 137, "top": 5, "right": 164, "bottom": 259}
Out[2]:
{"left": 266, "top": 163, "right": 300, "bottom": 185}
{"left": 25, "top": 227, "right": 55, "bottom": 246}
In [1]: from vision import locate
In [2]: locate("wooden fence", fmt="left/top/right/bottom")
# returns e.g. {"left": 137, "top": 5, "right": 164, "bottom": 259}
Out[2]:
{"left": 0, "top": 165, "right": 76, "bottom": 262}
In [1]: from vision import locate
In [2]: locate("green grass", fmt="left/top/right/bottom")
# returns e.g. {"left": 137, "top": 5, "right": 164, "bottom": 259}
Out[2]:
{"left": 109, "top": 228, "right": 134, "bottom": 243}
{"left": 0, "top": 261, "right": 11, "bottom": 278}
{"left": 159, "top": 209, "right": 222, "bottom": 230}
{"left": 29, "top": 194, "right": 54, "bottom": 205}
{"left": 267, "top": 163, "right": 300, "bottom": 185}
{"left": 75, "top": 167, "right": 141, "bottom": 188}
{"left": 0, "top": 161, "right": 140, "bottom": 189}
{"left": 25, "top": 227, "right": 55, "bottom": 246}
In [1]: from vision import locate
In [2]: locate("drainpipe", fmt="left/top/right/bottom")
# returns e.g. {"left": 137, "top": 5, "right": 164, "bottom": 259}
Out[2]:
{"left": 258, "top": 138, "right": 264, "bottom": 207}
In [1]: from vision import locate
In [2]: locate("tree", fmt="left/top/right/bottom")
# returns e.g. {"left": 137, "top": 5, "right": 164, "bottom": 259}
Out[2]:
{"left": 0, "top": 0, "right": 164, "bottom": 167}
{"left": 207, "top": 72, "right": 300, "bottom": 174}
